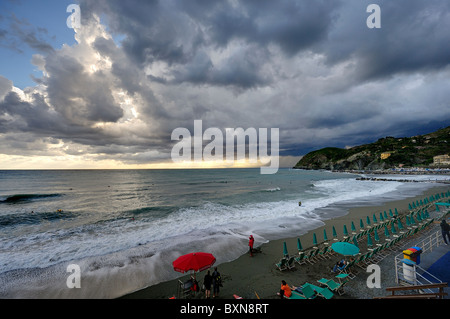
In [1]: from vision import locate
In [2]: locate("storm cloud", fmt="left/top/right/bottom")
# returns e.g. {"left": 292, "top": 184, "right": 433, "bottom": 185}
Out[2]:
{"left": 0, "top": 0, "right": 449, "bottom": 167}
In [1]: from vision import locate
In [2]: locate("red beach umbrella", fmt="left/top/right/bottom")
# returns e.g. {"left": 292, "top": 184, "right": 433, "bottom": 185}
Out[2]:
{"left": 172, "top": 252, "right": 216, "bottom": 273}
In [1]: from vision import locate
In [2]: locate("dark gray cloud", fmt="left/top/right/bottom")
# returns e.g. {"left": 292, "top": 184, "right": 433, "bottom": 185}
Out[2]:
{"left": 0, "top": 0, "right": 450, "bottom": 166}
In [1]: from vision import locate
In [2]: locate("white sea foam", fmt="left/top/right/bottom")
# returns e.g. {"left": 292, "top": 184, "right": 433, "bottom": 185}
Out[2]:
{"left": 0, "top": 172, "right": 442, "bottom": 298}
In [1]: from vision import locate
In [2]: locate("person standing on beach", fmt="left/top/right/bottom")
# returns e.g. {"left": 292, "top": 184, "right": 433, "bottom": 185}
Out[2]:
{"left": 440, "top": 219, "right": 450, "bottom": 245}
{"left": 212, "top": 267, "right": 222, "bottom": 298}
{"left": 248, "top": 235, "right": 255, "bottom": 257}
{"left": 203, "top": 270, "right": 212, "bottom": 299}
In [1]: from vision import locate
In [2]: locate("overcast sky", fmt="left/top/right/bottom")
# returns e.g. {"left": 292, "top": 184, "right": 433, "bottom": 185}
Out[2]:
{"left": 0, "top": 0, "right": 449, "bottom": 169}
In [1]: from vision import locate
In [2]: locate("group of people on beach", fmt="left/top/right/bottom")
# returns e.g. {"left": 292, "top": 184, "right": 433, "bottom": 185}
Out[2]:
{"left": 202, "top": 267, "right": 222, "bottom": 299}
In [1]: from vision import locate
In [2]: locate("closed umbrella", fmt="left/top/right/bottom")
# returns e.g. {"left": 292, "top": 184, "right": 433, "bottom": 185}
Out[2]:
{"left": 384, "top": 211, "right": 388, "bottom": 219}
{"left": 366, "top": 216, "right": 371, "bottom": 227}
{"left": 297, "top": 238, "right": 303, "bottom": 252}
{"left": 379, "top": 212, "right": 384, "bottom": 222}
{"left": 374, "top": 230, "right": 380, "bottom": 243}
{"left": 313, "top": 233, "right": 318, "bottom": 247}
{"left": 359, "top": 219, "right": 364, "bottom": 229}
{"left": 331, "top": 242, "right": 360, "bottom": 256}
{"left": 384, "top": 225, "right": 390, "bottom": 238}
{"left": 352, "top": 236, "right": 359, "bottom": 248}
{"left": 283, "top": 241, "right": 289, "bottom": 257}
{"left": 351, "top": 221, "right": 356, "bottom": 233}
{"left": 389, "top": 209, "right": 393, "bottom": 218}
{"left": 367, "top": 233, "right": 373, "bottom": 247}
{"left": 373, "top": 214, "right": 378, "bottom": 224}
{"left": 397, "top": 219, "right": 404, "bottom": 230}
{"left": 343, "top": 225, "right": 349, "bottom": 237}
{"left": 323, "top": 229, "right": 328, "bottom": 242}
{"left": 391, "top": 223, "right": 397, "bottom": 235}
{"left": 332, "top": 226, "right": 338, "bottom": 240}
{"left": 405, "top": 215, "right": 411, "bottom": 226}
{"left": 394, "top": 208, "right": 399, "bottom": 217}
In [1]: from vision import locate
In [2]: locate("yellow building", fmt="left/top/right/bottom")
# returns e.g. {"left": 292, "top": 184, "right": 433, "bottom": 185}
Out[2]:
{"left": 433, "top": 154, "right": 450, "bottom": 165}
{"left": 380, "top": 152, "right": 392, "bottom": 160}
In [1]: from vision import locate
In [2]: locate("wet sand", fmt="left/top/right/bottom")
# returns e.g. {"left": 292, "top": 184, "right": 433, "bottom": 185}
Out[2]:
{"left": 121, "top": 185, "right": 449, "bottom": 299}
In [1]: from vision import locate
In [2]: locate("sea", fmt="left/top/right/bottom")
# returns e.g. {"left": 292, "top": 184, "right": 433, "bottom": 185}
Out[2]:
{"left": 0, "top": 168, "right": 447, "bottom": 298}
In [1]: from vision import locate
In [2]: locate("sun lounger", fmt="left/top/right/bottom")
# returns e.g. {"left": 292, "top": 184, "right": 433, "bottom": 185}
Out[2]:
{"left": 286, "top": 256, "right": 296, "bottom": 269}
{"left": 303, "top": 283, "right": 334, "bottom": 299}
{"left": 275, "top": 257, "right": 288, "bottom": 271}
{"left": 289, "top": 291, "right": 307, "bottom": 299}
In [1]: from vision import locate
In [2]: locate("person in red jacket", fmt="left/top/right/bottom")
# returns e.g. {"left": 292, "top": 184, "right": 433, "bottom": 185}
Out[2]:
{"left": 248, "top": 235, "right": 255, "bottom": 256}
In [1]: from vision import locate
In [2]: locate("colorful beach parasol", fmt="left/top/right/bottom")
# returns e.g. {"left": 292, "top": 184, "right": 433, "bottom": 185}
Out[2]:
{"left": 172, "top": 252, "right": 216, "bottom": 274}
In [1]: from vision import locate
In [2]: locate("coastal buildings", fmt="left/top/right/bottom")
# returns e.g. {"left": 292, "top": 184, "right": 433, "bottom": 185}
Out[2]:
{"left": 433, "top": 155, "right": 450, "bottom": 165}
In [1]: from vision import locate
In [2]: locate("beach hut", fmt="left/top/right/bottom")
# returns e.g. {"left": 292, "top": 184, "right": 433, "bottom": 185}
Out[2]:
{"left": 332, "top": 226, "right": 338, "bottom": 241}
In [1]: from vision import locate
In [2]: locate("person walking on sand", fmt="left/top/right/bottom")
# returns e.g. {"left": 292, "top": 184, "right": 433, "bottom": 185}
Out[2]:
{"left": 212, "top": 267, "right": 222, "bottom": 298}
{"left": 440, "top": 219, "right": 450, "bottom": 245}
{"left": 248, "top": 235, "right": 255, "bottom": 257}
{"left": 203, "top": 270, "right": 212, "bottom": 299}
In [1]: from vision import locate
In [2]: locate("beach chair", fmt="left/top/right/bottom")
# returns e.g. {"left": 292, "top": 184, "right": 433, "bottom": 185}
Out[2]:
{"left": 286, "top": 256, "right": 296, "bottom": 270}
{"left": 324, "top": 279, "right": 346, "bottom": 296}
{"left": 289, "top": 291, "right": 307, "bottom": 299}
{"left": 303, "top": 283, "right": 334, "bottom": 299}
{"left": 300, "top": 284, "right": 318, "bottom": 299}
{"left": 294, "top": 253, "right": 306, "bottom": 265}
{"left": 275, "top": 257, "right": 288, "bottom": 271}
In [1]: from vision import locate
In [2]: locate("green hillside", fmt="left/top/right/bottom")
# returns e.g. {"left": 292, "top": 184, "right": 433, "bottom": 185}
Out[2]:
{"left": 294, "top": 126, "right": 450, "bottom": 170}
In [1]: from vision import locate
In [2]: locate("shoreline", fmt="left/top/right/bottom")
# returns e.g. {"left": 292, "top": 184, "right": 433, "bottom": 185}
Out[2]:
{"left": 121, "top": 183, "right": 449, "bottom": 299}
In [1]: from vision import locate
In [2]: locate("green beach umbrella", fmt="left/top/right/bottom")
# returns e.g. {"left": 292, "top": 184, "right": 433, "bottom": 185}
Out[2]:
{"left": 408, "top": 203, "right": 412, "bottom": 210}
{"left": 379, "top": 212, "right": 384, "bottom": 222}
{"left": 313, "top": 233, "right": 318, "bottom": 246}
{"left": 397, "top": 219, "right": 404, "bottom": 230}
{"left": 343, "top": 225, "right": 349, "bottom": 237}
{"left": 384, "top": 225, "right": 390, "bottom": 238}
{"left": 331, "top": 242, "right": 360, "bottom": 256}
{"left": 323, "top": 229, "right": 328, "bottom": 242}
{"left": 394, "top": 208, "right": 399, "bottom": 217}
{"left": 374, "top": 230, "right": 380, "bottom": 242}
{"left": 416, "top": 213, "right": 422, "bottom": 222}
{"left": 405, "top": 215, "right": 411, "bottom": 226}
{"left": 283, "top": 241, "right": 289, "bottom": 257}
{"left": 367, "top": 233, "right": 373, "bottom": 247}
{"left": 366, "top": 216, "right": 371, "bottom": 226}
{"left": 352, "top": 236, "right": 359, "bottom": 248}
{"left": 384, "top": 211, "right": 388, "bottom": 219}
{"left": 351, "top": 221, "right": 356, "bottom": 233}
{"left": 410, "top": 215, "right": 416, "bottom": 225}
{"left": 373, "top": 214, "right": 378, "bottom": 224}
{"left": 297, "top": 238, "right": 303, "bottom": 252}
{"left": 332, "top": 226, "right": 338, "bottom": 240}
{"left": 359, "top": 219, "right": 364, "bottom": 229}
{"left": 389, "top": 209, "right": 393, "bottom": 218}
{"left": 391, "top": 223, "right": 397, "bottom": 234}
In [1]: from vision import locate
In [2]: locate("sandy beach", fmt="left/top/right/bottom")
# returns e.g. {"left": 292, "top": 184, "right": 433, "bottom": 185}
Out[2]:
{"left": 121, "top": 184, "right": 449, "bottom": 300}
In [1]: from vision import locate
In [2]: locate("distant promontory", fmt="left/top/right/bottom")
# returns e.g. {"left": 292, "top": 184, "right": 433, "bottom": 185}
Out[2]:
{"left": 294, "top": 126, "right": 450, "bottom": 171}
